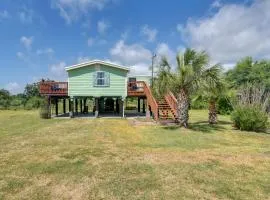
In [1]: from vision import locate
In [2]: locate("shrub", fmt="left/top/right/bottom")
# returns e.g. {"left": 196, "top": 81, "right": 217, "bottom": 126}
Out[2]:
{"left": 190, "top": 99, "right": 208, "bottom": 110}
{"left": 24, "top": 96, "right": 43, "bottom": 110}
{"left": 217, "top": 97, "right": 233, "bottom": 115}
{"left": 231, "top": 105, "right": 268, "bottom": 132}
{"left": 39, "top": 98, "right": 51, "bottom": 119}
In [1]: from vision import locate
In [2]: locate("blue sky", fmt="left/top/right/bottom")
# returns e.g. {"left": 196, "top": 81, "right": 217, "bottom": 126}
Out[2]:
{"left": 1, "top": 0, "right": 269, "bottom": 94}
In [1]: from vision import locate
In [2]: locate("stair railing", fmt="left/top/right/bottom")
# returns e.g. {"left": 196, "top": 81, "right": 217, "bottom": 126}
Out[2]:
{"left": 165, "top": 91, "right": 178, "bottom": 119}
{"left": 143, "top": 82, "right": 159, "bottom": 120}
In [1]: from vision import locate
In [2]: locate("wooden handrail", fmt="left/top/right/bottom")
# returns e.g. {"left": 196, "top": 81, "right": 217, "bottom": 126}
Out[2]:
{"left": 165, "top": 91, "right": 178, "bottom": 119}
{"left": 39, "top": 81, "right": 68, "bottom": 95}
{"left": 143, "top": 82, "right": 159, "bottom": 120}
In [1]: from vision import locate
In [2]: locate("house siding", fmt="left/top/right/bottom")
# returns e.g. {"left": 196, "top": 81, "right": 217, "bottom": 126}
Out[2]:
{"left": 68, "top": 64, "right": 128, "bottom": 98}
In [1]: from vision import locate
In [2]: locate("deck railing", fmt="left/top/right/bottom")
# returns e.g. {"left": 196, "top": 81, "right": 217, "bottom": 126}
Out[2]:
{"left": 39, "top": 81, "right": 68, "bottom": 96}
{"left": 165, "top": 91, "right": 178, "bottom": 119}
{"left": 143, "top": 82, "right": 159, "bottom": 120}
{"left": 127, "top": 81, "right": 145, "bottom": 96}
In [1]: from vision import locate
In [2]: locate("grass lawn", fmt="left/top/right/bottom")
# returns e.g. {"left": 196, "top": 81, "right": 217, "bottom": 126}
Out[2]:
{"left": 0, "top": 110, "right": 269, "bottom": 200}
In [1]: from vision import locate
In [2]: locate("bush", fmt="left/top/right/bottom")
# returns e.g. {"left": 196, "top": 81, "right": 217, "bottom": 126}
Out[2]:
{"left": 231, "top": 105, "right": 268, "bottom": 132}
{"left": 39, "top": 98, "right": 51, "bottom": 119}
{"left": 24, "top": 96, "right": 43, "bottom": 110}
{"left": 190, "top": 100, "right": 208, "bottom": 110}
{"left": 217, "top": 97, "right": 233, "bottom": 115}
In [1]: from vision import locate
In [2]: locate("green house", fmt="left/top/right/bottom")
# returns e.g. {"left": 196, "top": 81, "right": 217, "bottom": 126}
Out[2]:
{"left": 39, "top": 60, "right": 177, "bottom": 120}
{"left": 65, "top": 60, "right": 149, "bottom": 117}
{"left": 66, "top": 60, "right": 130, "bottom": 99}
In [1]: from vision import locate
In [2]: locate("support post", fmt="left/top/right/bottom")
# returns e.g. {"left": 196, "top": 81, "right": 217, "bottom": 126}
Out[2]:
{"left": 122, "top": 99, "right": 125, "bottom": 118}
{"left": 146, "top": 100, "right": 151, "bottom": 119}
{"left": 83, "top": 98, "right": 87, "bottom": 113}
{"left": 48, "top": 96, "right": 51, "bottom": 118}
{"left": 138, "top": 97, "right": 141, "bottom": 112}
{"left": 68, "top": 99, "right": 71, "bottom": 112}
{"left": 116, "top": 98, "right": 120, "bottom": 114}
{"left": 142, "top": 98, "right": 146, "bottom": 113}
{"left": 80, "top": 99, "right": 83, "bottom": 114}
{"left": 63, "top": 98, "right": 66, "bottom": 114}
{"left": 69, "top": 98, "right": 74, "bottom": 118}
{"left": 95, "top": 98, "right": 99, "bottom": 118}
{"left": 119, "top": 98, "right": 125, "bottom": 118}
{"left": 55, "top": 97, "right": 58, "bottom": 116}
{"left": 75, "top": 98, "right": 78, "bottom": 115}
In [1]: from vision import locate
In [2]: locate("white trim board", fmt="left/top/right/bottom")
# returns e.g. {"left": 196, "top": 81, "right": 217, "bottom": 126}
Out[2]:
{"left": 65, "top": 60, "right": 130, "bottom": 72}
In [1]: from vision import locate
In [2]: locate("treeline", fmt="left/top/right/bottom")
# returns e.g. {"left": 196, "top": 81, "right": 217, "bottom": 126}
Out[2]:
{"left": 0, "top": 82, "right": 43, "bottom": 110}
{"left": 190, "top": 56, "right": 270, "bottom": 113}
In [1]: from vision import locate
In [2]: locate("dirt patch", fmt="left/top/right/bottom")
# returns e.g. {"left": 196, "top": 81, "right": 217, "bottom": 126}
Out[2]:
{"left": 128, "top": 118, "right": 157, "bottom": 126}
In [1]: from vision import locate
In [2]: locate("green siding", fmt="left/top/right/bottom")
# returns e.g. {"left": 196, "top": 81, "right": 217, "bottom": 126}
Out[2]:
{"left": 68, "top": 64, "right": 128, "bottom": 97}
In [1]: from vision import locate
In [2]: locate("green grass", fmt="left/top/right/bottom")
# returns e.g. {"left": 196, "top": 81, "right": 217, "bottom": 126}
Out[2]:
{"left": 0, "top": 110, "right": 269, "bottom": 200}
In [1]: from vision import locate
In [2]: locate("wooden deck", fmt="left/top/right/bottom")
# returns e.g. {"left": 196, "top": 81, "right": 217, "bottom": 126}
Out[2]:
{"left": 127, "top": 81, "right": 146, "bottom": 97}
{"left": 39, "top": 81, "right": 68, "bottom": 96}
{"left": 39, "top": 81, "right": 147, "bottom": 97}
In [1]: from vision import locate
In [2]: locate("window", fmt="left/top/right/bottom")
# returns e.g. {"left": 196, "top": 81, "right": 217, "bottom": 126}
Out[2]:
{"left": 128, "top": 77, "right": 136, "bottom": 83}
{"left": 94, "top": 71, "right": 110, "bottom": 87}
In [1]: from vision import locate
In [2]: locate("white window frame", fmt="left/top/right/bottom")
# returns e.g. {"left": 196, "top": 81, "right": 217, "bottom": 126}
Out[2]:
{"left": 94, "top": 71, "right": 110, "bottom": 87}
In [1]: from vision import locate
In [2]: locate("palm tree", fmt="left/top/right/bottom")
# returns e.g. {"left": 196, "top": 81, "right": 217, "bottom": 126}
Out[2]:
{"left": 193, "top": 78, "right": 225, "bottom": 124}
{"left": 155, "top": 48, "right": 221, "bottom": 128}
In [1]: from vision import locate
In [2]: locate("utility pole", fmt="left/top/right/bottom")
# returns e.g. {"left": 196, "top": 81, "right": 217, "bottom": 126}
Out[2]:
{"left": 151, "top": 53, "right": 156, "bottom": 88}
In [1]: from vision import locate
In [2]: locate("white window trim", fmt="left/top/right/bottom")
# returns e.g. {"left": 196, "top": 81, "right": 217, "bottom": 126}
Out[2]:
{"left": 94, "top": 71, "right": 110, "bottom": 87}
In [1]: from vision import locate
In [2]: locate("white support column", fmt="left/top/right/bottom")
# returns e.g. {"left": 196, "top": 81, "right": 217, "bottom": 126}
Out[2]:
{"left": 122, "top": 98, "right": 125, "bottom": 118}
{"left": 69, "top": 97, "right": 74, "bottom": 118}
{"left": 119, "top": 98, "right": 125, "bottom": 118}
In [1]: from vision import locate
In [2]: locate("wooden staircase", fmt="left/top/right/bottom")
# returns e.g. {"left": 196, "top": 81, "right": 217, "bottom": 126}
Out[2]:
{"left": 141, "top": 81, "right": 178, "bottom": 122}
{"left": 157, "top": 97, "right": 178, "bottom": 121}
{"left": 127, "top": 81, "right": 178, "bottom": 122}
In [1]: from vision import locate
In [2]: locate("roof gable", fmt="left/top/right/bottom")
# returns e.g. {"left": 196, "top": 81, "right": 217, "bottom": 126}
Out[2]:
{"left": 65, "top": 60, "right": 130, "bottom": 72}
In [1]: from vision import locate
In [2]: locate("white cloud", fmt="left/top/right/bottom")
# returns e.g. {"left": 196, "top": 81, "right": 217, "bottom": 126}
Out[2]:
{"left": 49, "top": 62, "right": 67, "bottom": 78}
{"left": 0, "top": 10, "right": 10, "bottom": 21}
{"left": 156, "top": 43, "right": 175, "bottom": 62}
{"left": 5, "top": 82, "right": 22, "bottom": 94}
{"left": 211, "top": 0, "right": 222, "bottom": 8}
{"left": 97, "top": 20, "right": 109, "bottom": 34}
{"left": 16, "top": 52, "right": 27, "bottom": 61}
{"left": 51, "top": 0, "right": 113, "bottom": 24}
{"left": 110, "top": 40, "right": 152, "bottom": 65}
{"left": 77, "top": 56, "right": 91, "bottom": 63}
{"left": 87, "top": 38, "right": 94, "bottom": 46}
{"left": 18, "top": 8, "right": 33, "bottom": 24}
{"left": 20, "top": 36, "right": 33, "bottom": 50}
{"left": 110, "top": 40, "right": 155, "bottom": 75}
{"left": 178, "top": 0, "right": 270, "bottom": 66}
{"left": 121, "top": 29, "right": 129, "bottom": 40}
{"left": 141, "top": 25, "right": 158, "bottom": 42}
{"left": 36, "top": 48, "right": 54, "bottom": 55}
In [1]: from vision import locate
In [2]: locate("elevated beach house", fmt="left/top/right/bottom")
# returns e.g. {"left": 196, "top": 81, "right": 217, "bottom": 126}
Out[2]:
{"left": 39, "top": 60, "right": 178, "bottom": 121}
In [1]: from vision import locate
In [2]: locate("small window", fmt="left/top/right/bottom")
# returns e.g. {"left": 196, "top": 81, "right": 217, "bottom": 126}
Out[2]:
{"left": 129, "top": 77, "right": 136, "bottom": 82}
{"left": 94, "top": 71, "right": 110, "bottom": 87}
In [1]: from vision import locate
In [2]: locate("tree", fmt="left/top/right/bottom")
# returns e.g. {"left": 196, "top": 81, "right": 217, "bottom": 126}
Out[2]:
{"left": 155, "top": 48, "right": 221, "bottom": 127}
{"left": 0, "top": 89, "right": 11, "bottom": 109}
{"left": 24, "top": 82, "right": 40, "bottom": 99}
{"left": 226, "top": 57, "right": 270, "bottom": 89}
{"left": 195, "top": 76, "right": 226, "bottom": 124}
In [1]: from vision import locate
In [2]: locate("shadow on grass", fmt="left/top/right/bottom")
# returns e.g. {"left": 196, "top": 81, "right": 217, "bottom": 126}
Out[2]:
{"left": 189, "top": 123, "right": 226, "bottom": 133}
{"left": 162, "top": 120, "right": 231, "bottom": 133}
